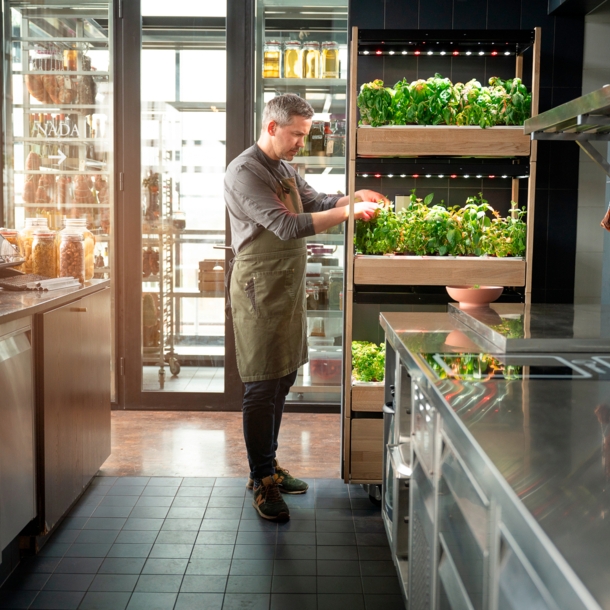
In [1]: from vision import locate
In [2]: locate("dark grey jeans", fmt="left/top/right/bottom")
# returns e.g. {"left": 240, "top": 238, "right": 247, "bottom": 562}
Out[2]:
{"left": 242, "top": 369, "right": 298, "bottom": 481}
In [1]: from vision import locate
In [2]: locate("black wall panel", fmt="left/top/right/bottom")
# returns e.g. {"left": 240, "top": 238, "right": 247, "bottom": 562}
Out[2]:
{"left": 349, "top": 0, "right": 585, "bottom": 303}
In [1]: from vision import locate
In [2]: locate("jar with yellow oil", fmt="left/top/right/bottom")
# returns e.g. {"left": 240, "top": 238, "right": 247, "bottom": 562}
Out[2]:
{"left": 321, "top": 42, "right": 339, "bottom": 78}
{"left": 19, "top": 217, "right": 49, "bottom": 273}
{"left": 263, "top": 40, "right": 281, "bottom": 78}
{"left": 302, "top": 41, "right": 320, "bottom": 79}
{"left": 284, "top": 41, "right": 302, "bottom": 78}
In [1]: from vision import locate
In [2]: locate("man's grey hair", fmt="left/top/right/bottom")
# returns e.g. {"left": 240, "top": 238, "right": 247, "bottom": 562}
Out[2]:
{"left": 262, "top": 94, "right": 314, "bottom": 128}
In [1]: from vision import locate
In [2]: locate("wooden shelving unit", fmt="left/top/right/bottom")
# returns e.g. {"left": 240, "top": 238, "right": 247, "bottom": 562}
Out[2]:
{"left": 342, "top": 26, "right": 541, "bottom": 485}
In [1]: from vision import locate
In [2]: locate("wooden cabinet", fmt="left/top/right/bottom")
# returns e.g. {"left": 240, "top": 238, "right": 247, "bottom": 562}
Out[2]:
{"left": 351, "top": 419, "right": 384, "bottom": 481}
{"left": 37, "top": 288, "right": 111, "bottom": 533}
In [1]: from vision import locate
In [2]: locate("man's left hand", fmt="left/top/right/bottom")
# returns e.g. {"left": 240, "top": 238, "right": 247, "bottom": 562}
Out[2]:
{"left": 355, "top": 189, "right": 390, "bottom": 207}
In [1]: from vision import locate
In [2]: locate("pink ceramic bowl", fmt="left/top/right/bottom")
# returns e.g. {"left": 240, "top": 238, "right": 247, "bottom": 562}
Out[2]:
{"left": 446, "top": 285, "right": 503, "bottom": 308}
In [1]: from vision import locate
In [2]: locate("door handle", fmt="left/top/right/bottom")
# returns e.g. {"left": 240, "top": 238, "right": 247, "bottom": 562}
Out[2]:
{"left": 70, "top": 307, "right": 88, "bottom": 313}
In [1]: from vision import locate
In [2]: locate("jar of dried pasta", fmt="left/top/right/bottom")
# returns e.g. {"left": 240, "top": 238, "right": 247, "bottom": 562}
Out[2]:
{"left": 32, "top": 229, "right": 57, "bottom": 278}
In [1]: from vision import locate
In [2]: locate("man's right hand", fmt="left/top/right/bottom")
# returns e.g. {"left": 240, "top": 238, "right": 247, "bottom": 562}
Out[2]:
{"left": 354, "top": 200, "right": 381, "bottom": 222}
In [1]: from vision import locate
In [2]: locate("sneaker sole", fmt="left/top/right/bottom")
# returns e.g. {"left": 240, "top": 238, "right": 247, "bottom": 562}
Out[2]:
{"left": 246, "top": 481, "right": 308, "bottom": 495}
{"left": 252, "top": 500, "right": 290, "bottom": 522}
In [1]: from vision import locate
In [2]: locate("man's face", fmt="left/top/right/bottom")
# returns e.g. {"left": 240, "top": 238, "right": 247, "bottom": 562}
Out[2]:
{"left": 269, "top": 116, "right": 312, "bottom": 161}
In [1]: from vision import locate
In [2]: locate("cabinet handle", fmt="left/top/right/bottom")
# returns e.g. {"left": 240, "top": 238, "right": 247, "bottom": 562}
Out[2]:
{"left": 70, "top": 307, "right": 88, "bottom": 313}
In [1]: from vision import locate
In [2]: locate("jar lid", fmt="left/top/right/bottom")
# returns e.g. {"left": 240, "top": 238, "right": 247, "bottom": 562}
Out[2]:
{"left": 34, "top": 229, "right": 55, "bottom": 237}
{"left": 322, "top": 41, "right": 338, "bottom": 47}
{"left": 285, "top": 40, "right": 301, "bottom": 47}
{"left": 62, "top": 232, "right": 84, "bottom": 241}
{"left": 303, "top": 41, "right": 320, "bottom": 48}
{"left": 0, "top": 228, "right": 18, "bottom": 235}
{"left": 265, "top": 40, "right": 281, "bottom": 46}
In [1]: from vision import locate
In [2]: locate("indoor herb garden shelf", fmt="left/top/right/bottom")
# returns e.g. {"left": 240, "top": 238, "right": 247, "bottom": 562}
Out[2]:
{"left": 354, "top": 255, "right": 526, "bottom": 287}
{"left": 351, "top": 381, "right": 384, "bottom": 412}
{"left": 357, "top": 125, "right": 531, "bottom": 158}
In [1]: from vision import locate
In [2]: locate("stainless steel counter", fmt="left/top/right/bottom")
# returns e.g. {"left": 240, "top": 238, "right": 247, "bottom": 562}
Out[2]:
{"left": 0, "top": 279, "right": 110, "bottom": 325}
{"left": 380, "top": 311, "right": 610, "bottom": 610}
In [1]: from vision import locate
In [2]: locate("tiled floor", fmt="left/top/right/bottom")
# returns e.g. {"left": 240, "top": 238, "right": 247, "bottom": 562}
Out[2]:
{"left": 0, "top": 476, "right": 405, "bottom": 610}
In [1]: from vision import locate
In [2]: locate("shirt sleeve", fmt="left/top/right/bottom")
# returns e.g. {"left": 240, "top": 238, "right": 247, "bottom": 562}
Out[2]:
{"left": 295, "top": 172, "right": 342, "bottom": 213}
{"left": 227, "top": 163, "right": 316, "bottom": 241}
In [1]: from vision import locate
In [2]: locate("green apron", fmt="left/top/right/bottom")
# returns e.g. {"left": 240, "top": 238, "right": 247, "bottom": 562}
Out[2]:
{"left": 230, "top": 176, "right": 308, "bottom": 382}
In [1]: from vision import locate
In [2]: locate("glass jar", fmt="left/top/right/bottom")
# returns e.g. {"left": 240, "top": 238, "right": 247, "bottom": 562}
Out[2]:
{"left": 59, "top": 218, "right": 95, "bottom": 281}
{"left": 309, "top": 121, "right": 325, "bottom": 156}
{"left": 59, "top": 231, "right": 85, "bottom": 284}
{"left": 306, "top": 277, "right": 329, "bottom": 311}
{"left": 302, "top": 41, "right": 320, "bottom": 78}
{"left": 32, "top": 230, "right": 57, "bottom": 278}
{"left": 19, "top": 218, "right": 49, "bottom": 273}
{"left": 328, "top": 269, "right": 344, "bottom": 310}
{"left": 63, "top": 49, "right": 78, "bottom": 71}
{"left": 321, "top": 42, "right": 339, "bottom": 78}
{"left": 284, "top": 41, "right": 302, "bottom": 78}
{"left": 0, "top": 229, "right": 22, "bottom": 256}
{"left": 263, "top": 40, "right": 281, "bottom": 78}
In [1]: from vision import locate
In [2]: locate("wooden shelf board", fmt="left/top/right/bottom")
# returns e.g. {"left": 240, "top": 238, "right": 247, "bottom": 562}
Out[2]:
{"left": 357, "top": 125, "right": 530, "bottom": 157}
{"left": 354, "top": 255, "right": 526, "bottom": 287}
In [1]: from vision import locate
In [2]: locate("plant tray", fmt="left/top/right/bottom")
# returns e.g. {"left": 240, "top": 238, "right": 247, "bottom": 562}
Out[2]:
{"left": 352, "top": 381, "right": 384, "bottom": 413}
{"left": 354, "top": 255, "right": 526, "bottom": 287}
{"left": 357, "top": 125, "right": 530, "bottom": 157}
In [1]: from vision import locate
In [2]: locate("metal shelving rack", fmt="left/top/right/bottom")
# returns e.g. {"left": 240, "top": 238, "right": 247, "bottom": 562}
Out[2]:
{"left": 342, "top": 27, "right": 542, "bottom": 486}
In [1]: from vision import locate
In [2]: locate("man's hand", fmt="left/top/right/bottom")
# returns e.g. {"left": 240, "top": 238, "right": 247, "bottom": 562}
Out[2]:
{"left": 354, "top": 189, "right": 390, "bottom": 207}
{"left": 354, "top": 200, "right": 380, "bottom": 221}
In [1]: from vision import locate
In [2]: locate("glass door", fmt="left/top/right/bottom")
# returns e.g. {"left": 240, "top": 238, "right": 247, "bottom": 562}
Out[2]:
{"left": 255, "top": 0, "right": 348, "bottom": 405}
{"left": 1, "top": 0, "right": 115, "bottom": 395}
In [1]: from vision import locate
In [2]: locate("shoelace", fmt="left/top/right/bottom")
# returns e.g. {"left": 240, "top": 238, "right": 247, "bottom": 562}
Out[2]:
{"left": 264, "top": 482, "right": 283, "bottom": 504}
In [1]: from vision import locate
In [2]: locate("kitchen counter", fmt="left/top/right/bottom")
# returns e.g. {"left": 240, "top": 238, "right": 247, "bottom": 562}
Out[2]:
{"left": 0, "top": 279, "right": 110, "bottom": 324}
{"left": 380, "top": 311, "right": 610, "bottom": 610}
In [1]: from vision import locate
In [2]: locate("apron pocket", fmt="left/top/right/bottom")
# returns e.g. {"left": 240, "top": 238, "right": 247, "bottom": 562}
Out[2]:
{"left": 253, "top": 269, "right": 296, "bottom": 319}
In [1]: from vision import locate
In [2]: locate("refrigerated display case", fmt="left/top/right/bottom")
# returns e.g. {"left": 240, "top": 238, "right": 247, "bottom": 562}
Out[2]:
{"left": 255, "top": 0, "right": 348, "bottom": 405}
{"left": 1, "top": 0, "right": 115, "bottom": 392}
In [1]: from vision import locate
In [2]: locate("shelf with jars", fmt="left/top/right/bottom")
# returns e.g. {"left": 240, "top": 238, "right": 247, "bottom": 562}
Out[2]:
{"left": 2, "top": 2, "right": 113, "bottom": 285}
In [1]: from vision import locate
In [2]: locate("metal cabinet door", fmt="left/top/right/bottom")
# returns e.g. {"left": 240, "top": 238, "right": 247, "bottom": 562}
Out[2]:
{"left": 0, "top": 319, "right": 36, "bottom": 551}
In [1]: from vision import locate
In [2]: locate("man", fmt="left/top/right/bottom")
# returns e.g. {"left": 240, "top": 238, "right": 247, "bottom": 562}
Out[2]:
{"left": 224, "top": 94, "right": 387, "bottom": 521}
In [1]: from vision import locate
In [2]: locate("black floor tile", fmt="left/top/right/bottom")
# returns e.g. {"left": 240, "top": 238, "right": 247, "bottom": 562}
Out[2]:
{"left": 316, "top": 546, "right": 358, "bottom": 561}
{"left": 123, "top": 518, "right": 164, "bottom": 531}
{"left": 148, "top": 543, "right": 193, "bottom": 559}
{"left": 167, "top": 507, "right": 205, "bottom": 519}
{"left": 64, "top": 543, "right": 112, "bottom": 558}
{"left": 210, "top": 488, "right": 245, "bottom": 498}
{"left": 204, "top": 508, "right": 242, "bottom": 520}
{"left": 108, "top": 543, "right": 154, "bottom": 558}
{"left": 129, "top": 506, "right": 169, "bottom": 519}
{"left": 147, "top": 477, "right": 183, "bottom": 487}
{"left": 200, "top": 519, "right": 240, "bottom": 532}
{"left": 59, "top": 517, "right": 88, "bottom": 530}
{"left": 135, "top": 496, "right": 174, "bottom": 508}
{"left": 360, "top": 560, "right": 396, "bottom": 577}
{"left": 315, "top": 498, "right": 352, "bottom": 509}
{"left": 207, "top": 496, "right": 245, "bottom": 509}
{"left": 229, "top": 559, "right": 274, "bottom": 576}
{"left": 88, "top": 574, "right": 139, "bottom": 592}
{"left": 43, "top": 573, "right": 94, "bottom": 591}
{"left": 364, "top": 594, "right": 406, "bottom": 610}
{"left": 318, "top": 593, "right": 365, "bottom": 610}
{"left": 275, "top": 545, "right": 316, "bottom": 561}
{"left": 314, "top": 509, "right": 353, "bottom": 521}
{"left": 176, "top": 488, "right": 212, "bottom": 498}
{"left": 141, "top": 558, "right": 188, "bottom": 575}
{"left": 38, "top": 543, "right": 70, "bottom": 558}
{"left": 222, "top": 593, "right": 270, "bottom": 610}
{"left": 106, "top": 486, "right": 145, "bottom": 496}
{"left": 317, "top": 560, "right": 360, "bottom": 576}
{"left": 15, "top": 557, "right": 60, "bottom": 574}
{"left": 125, "top": 592, "right": 177, "bottom": 610}
{"left": 134, "top": 574, "right": 183, "bottom": 592}
{"left": 317, "top": 576, "right": 363, "bottom": 594}
{"left": 91, "top": 506, "right": 133, "bottom": 518}
{"left": 99, "top": 496, "right": 138, "bottom": 508}
{"left": 180, "top": 478, "right": 216, "bottom": 487}
{"left": 155, "top": 531, "right": 197, "bottom": 545}
{"left": 1, "top": 572, "right": 50, "bottom": 591}
{"left": 185, "top": 559, "right": 231, "bottom": 576}
{"left": 214, "top": 478, "right": 247, "bottom": 487}
{"left": 114, "top": 531, "right": 158, "bottom": 544}
{"left": 236, "top": 531, "right": 277, "bottom": 545}
{"left": 161, "top": 518, "right": 201, "bottom": 532}
{"left": 271, "top": 575, "right": 316, "bottom": 594}
{"left": 114, "top": 477, "right": 150, "bottom": 486}
{"left": 83, "top": 517, "right": 126, "bottom": 531}
{"left": 226, "top": 575, "right": 272, "bottom": 594}
{"left": 180, "top": 575, "right": 228, "bottom": 593}
{"left": 316, "top": 533, "right": 357, "bottom": 546}
{"left": 282, "top": 508, "right": 315, "bottom": 521}
{"left": 55, "top": 558, "right": 103, "bottom": 574}
{"left": 270, "top": 594, "right": 317, "bottom": 610}
{"left": 48, "top": 530, "right": 80, "bottom": 545}
{"left": 0, "top": 590, "right": 39, "bottom": 609}
{"left": 238, "top": 520, "right": 278, "bottom": 532}
{"left": 354, "top": 519, "right": 384, "bottom": 534}
{"left": 195, "top": 531, "right": 237, "bottom": 546}
{"left": 316, "top": 520, "right": 354, "bottom": 533}
{"left": 98, "top": 557, "right": 146, "bottom": 575}
{"left": 73, "top": 530, "right": 120, "bottom": 545}
{"left": 357, "top": 546, "right": 392, "bottom": 561}
{"left": 276, "top": 520, "right": 314, "bottom": 533}
{"left": 362, "top": 576, "right": 402, "bottom": 595}
{"left": 272, "top": 559, "right": 316, "bottom": 576}
{"left": 276, "top": 532, "right": 315, "bottom": 546}
{"left": 171, "top": 496, "right": 209, "bottom": 508}
{"left": 351, "top": 499, "right": 378, "bottom": 510}
{"left": 356, "top": 533, "right": 389, "bottom": 547}
{"left": 175, "top": 592, "right": 224, "bottom": 610}
{"left": 29, "top": 590, "right": 85, "bottom": 609}
{"left": 78, "top": 591, "right": 131, "bottom": 610}
{"left": 140, "top": 486, "right": 178, "bottom": 498}
{"left": 191, "top": 544, "right": 234, "bottom": 560}
{"left": 233, "top": 544, "right": 274, "bottom": 561}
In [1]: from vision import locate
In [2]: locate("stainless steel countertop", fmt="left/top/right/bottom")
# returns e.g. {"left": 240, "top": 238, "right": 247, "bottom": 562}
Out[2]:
{"left": 0, "top": 279, "right": 110, "bottom": 325}
{"left": 380, "top": 311, "right": 610, "bottom": 610}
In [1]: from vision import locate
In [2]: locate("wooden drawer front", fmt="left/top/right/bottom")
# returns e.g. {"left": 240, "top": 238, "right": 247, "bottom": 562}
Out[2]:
{"left": 351, "top": 418, "right": 384, "bottom": 481}
{"left": 357, "top": 126, "right": 531, "bottom": 157}
{"left": 352, "top": 384, "right": 384, "bottom": 412}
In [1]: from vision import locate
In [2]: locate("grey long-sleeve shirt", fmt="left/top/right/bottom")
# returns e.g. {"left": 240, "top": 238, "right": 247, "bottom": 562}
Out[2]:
{"left": 224, "top": 144, "right": 341, "bottom": 254}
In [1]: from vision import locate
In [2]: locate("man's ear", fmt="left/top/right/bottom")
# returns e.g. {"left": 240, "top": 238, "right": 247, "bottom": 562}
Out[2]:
{"left": 267, "top": 120, "right": 277, "bottom": 136}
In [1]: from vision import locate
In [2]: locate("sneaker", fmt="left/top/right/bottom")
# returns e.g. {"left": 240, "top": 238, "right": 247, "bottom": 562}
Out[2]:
{"left": 247, "top": 460, "right": 309, "bottom": 495}
{"left": 252, "top": 475, "right": 290, "bottom": 521}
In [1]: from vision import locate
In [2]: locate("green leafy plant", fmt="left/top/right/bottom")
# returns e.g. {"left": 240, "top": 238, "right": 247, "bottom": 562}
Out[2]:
{"left": 358, "top": 74, "right": 531, "bottom": 128}
{"left": 357, "top": 79, "right": 394, "bottom": 126}
{"left": 354, "top": 191, "right": 527, "bottom": 258}
{"left": 352, "top": 341, "right": 385, "bottom": 382}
